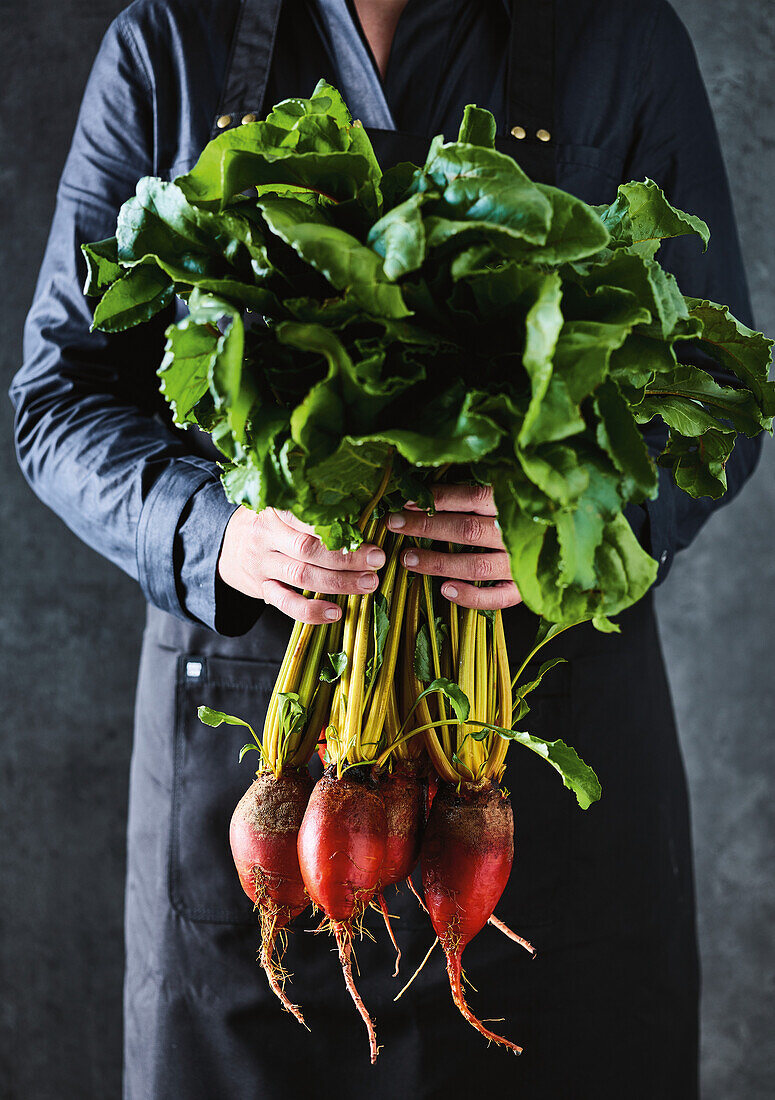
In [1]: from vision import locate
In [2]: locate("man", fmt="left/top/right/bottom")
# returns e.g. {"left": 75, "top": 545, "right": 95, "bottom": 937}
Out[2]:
{"left": 11, "top": 1, "right": 760, "bottom": 1096}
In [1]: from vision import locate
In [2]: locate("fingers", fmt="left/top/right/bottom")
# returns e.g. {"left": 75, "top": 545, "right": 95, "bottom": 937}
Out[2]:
{"left": 402, "top": 547, "right": 513, "bottom": 583}
{"left": 266, "top": 551, "right": 381, "bottom": 598}
{"left": 440, "top": 580, "right": 523, "bottom": 610}
{"left": 387, "top": 508, "right": 505, "bottom": 550}
{"left": 407, "top": 483, "right": 496, "bottom": 516}
{"left": 272, "top": 513, "right": 386, "bottom": 572}
{"left": 261, "top": 580, "right": 343, "bottom": 625}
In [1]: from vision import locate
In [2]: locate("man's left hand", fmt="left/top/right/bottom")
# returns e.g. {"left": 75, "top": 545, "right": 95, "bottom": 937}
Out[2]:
{"left": 386, "top": 484, "right": 522, "bottom": 610}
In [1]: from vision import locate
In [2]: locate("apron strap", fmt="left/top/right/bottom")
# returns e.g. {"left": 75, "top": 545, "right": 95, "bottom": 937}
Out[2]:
{"left": 210, "top": 0, "right": 284, "bottom": 138}
{"left": 506, "top": 0, "right": 556, "bottom": 182}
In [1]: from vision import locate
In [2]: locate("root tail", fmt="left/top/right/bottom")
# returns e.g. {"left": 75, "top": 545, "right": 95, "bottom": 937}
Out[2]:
{"left": 378, "top": 893, "right": 401, "bottom": 977}
{"left": 445, "top": 949, "right": 522, "bottom": 1055}
{"left": 488, "top": 914, "right": 537, "bottom": 958}
{"left": 334, "top": 925, "right": 379, "bottom": 1064}
{"left": 406, "top": 875, "right": 428, "bottom": 914}
{"left": 259, "top": 910, "right": 308, "bottom": 1029}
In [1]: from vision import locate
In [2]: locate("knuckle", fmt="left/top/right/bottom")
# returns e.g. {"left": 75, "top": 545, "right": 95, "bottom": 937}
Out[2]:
{"left": 294, "top": 532, "right": 318, "bottom": 561}
{"left": 470, "top": 483, "right": 490, "bottom": 508}
{"left": 414, "top": 512, "right": 432, "bottom": 537}
{"left": 462, "top": 516, "right": 484, "bottom": 544}
{"left": 287, "top": 560, "right": 309, "bottom": 589}
{"left": 329, "top": 570, "right": 351, "bottom": 593}
{"left": 426, "top": 553, "right": 443, "bottom": 575}
{"left": 471, "top": 554, "right": 493, "bottom": 581}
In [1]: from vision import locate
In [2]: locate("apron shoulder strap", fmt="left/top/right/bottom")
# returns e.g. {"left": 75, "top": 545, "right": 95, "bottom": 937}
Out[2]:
{"left": 210, "top": 0, "right": 284, "bottom": 138}
{"left": 506, "top": 0, "right": 556, "bottom": 173}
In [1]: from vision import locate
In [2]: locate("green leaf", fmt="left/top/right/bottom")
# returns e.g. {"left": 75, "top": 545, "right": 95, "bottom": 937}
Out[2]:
{"left": 186, "top": 290, "right": 252, "bottom": 444}
{"left": 518, "top": 272, "right": 565, "bottom": 447}
{"left": 198, "top": 706, "right": 257, "bottom": 737}
{"left": 176, "top": 82, "right": 382, "bottom": 212}
{"left": 594, "top": 379, "right": 658, "bottom": 498}
{"left": 366, "top": 593, "right": 390, "bottom": 686}
{"left": 90, "top": 264, "right": 173, "bottom": 333}
{"left": 415, "top": 678, "right": 470, "bottom": 724}
{"left": 414, "top": 615, "right": 448, "bottom": 682}
{"left": 602, "top": 179, "right": 710, "bottom": 258}
{"left": 457, "top": 104, "right": 497, "bottom": 148}
{"left": 519, "top": 183, "right": 610, "bottom": 265}
{"left": 488, "top": 725, "right": 602, "bottom": 809}
{"left": 638, "top": 363, "right": 767, "bottom": 437}
{"left": 419, "top": 137, "right": 553, "bottom": 247}
{"left": 572, "top": 251, "right": 688, "bottom": 338}
{"left": 82, "top": 237, "right": 122, "bottom": 295}
{"left": 514, "top": 657, "right": 566, "bottom": 707}
{"left": 277, "top": 692, "right": 306, "bottom": 743}
{"left": 238, "top": 743, "right": 261, "bottom": 763}
{"left": 658, "top": 427, "right": 735, "bottom": 498}
{"left": 158, "top": 317, "right": 218, "bottom": 426}
{"left": 260, "top": 198, "right": 410, "bottom": 318}
{"left": 685, "top": 299, "right": 775, "bottom": 420}
{"left": 367, "top": 192, "right": 427, "bottom": 280}
{"left": 320, "top": 650, "right": 348, "bottom": 684}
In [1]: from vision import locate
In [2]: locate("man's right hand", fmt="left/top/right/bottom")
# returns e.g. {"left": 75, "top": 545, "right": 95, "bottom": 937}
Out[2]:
{"left": 218, "top": 506, "right": 386, "bottom": 624}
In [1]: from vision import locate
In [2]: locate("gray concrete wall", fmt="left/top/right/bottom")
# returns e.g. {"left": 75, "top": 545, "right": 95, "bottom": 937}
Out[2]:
{"left": 0, "top": 1, "right": 772, "bottom": 1096}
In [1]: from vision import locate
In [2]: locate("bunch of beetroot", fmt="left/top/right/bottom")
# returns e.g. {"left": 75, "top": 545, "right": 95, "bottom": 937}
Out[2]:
{"left": 203, "top": 521, "right": 599, "bottom": 1062}
{"left": 228, "top": 735, "right": 525, "bottom": 1061}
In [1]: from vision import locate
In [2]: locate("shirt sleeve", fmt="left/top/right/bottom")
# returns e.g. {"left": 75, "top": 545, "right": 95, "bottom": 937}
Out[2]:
{"left": 9, "top": 13, "right": 260, "bottom": 636}
{"left": 623, "top": 0, "right": 763, "bottom": 585}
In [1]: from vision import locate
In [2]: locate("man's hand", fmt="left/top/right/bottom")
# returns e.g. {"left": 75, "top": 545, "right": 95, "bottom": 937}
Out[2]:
{"left": 218, "top": 506, "right": 386, "bottom": 624}
{"left": 387, "top": 484, "right": 521, "bottom": 610}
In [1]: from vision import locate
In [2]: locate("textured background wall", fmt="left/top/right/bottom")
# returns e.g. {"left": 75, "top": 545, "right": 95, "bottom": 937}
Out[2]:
{"left": 0, "top": 1, "right": 772, "bottom": 1096}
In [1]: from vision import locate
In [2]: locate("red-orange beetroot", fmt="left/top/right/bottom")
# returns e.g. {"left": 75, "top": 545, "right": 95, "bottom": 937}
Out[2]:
{"left": 230, "top": 768, "right": 314, "bottom": 1026}
{"left": 421, "top": 780, "right": 521, "bottom": 1054}
{"left": 297, "top": 766, "right": 387, "bottom": 1062}
{"left": 376, "top": 766, "right": 426, "bottom": 975}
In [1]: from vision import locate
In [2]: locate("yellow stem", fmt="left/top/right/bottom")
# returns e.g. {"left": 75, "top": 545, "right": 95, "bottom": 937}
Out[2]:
{"left": 457, "top": 609, "right": 478, "bottom": 776}
{"left": 483, "top": 611, "right": 512, "bottom": 780}
{"left": 364, "top": 565, "right": 409, "bottom": 760}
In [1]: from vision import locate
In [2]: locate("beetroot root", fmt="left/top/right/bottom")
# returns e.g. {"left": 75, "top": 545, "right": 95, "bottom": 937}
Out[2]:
{"left": 230, "top": 768, "right": 314, "bottom": 1025}
{"left": 297, "top": 766, "right": 387, "bottom": 1062}
{"left": 421, "top": 780, "right": 521, "bottom": 1054}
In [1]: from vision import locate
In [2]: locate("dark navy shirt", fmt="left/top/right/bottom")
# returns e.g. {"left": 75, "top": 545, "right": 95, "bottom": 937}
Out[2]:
{"left": 11, "top": 0, "right": 759, "bottom": 635}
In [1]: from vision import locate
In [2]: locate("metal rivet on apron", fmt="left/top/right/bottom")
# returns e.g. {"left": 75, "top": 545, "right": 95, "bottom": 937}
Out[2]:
{"left": 536, "top": 128, "right": 552, "bottom": 142}
{"left": 660, "top": 550, "right": 669, "bottom": 566}
{"left": 510, "top": 125, "right": 527, "bottom": 140}
{"left": 186, "top": 660, "right": 204, "bottom": 680}
{"left": 241, "top": 113, "right": 257, "bottom": 124}
{"left": 216, "top": 114, "right": 232, "bottom": 129}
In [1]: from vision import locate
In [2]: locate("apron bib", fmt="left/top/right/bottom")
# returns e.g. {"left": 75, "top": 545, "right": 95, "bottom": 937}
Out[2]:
{"left": 123, "top": 4, "right": 699, "bottom": 1096}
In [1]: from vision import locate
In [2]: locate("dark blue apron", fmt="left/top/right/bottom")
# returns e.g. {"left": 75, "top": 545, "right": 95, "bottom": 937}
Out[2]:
{"left": 124, "top": 3, "right": 699, "bottom": 1097}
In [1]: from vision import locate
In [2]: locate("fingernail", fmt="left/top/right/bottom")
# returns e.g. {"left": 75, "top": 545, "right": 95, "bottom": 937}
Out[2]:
{"left": 443, "top": 584, "right": 458, "bottom": 599}
{"left": 403, "top": 551, "right": 419, "bottom": 567}
{"left": 366, "top": 548, "right": 385, "bottom": 567}
{"left": 325, "top": 608, "right": 340, "bottom": 621}
{"left": 387, "top": 513, "right": 406, "bottom": 530}
{"left": 359, "top": 573, "right": 379, "bottom": 591}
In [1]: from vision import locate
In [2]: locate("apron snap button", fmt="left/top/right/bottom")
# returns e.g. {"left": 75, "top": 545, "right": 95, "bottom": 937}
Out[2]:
{"left": 241, "top": 113, "right": 257, "bottom": 125}
{"left": 536, "top": 128, "right": 552, "bottom": 142}
{"left": 216, "top": 114, "right": 232, "bottom": 129}
{"left": 510, "top": 125, "right": 527, "bottom": 140}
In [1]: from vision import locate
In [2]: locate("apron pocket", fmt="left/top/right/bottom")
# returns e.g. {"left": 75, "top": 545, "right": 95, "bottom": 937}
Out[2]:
{"left": 169, "top": 652, "right": 280, "bottom": 924}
